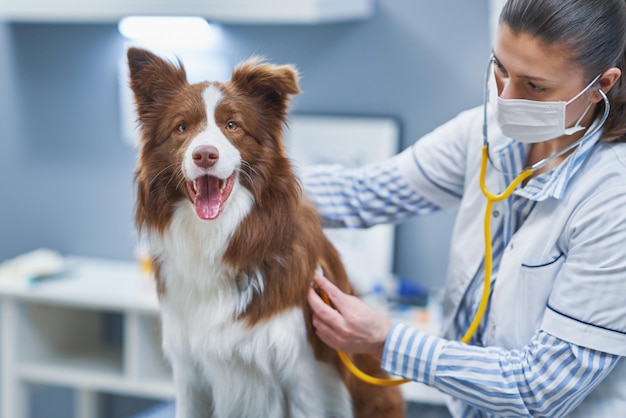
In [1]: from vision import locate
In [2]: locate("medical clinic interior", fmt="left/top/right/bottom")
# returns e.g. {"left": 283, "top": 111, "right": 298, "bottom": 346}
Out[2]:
{"left": 0, "top": 1, "right": 503, "bottom": 417}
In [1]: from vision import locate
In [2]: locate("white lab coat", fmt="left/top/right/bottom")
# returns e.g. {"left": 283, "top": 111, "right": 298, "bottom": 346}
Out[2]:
{"left": 396, "top": 105, "right": 626, "bottom": 416}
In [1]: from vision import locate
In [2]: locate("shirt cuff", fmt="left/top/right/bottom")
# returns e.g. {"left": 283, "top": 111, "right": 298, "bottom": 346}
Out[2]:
{"left": 381, "top": 322, "right": 445, "bottom": 386}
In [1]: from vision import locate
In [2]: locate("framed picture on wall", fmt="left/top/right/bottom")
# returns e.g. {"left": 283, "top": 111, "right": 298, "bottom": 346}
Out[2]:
{"left": 284, "top": 115, "right": 399, "bottom": 292}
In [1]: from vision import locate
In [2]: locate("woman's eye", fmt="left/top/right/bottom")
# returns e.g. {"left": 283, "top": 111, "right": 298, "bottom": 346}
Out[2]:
{"left": 226, "top": 121, "right": 237, "bottom": 131}
{"left": 177, "top": 124, "right": 187, "bottom": 133}
{"left": 528, "top": 82, "right": 547, "bottom": 92}
{"left": 493, "top": 59, "right": 507, "bottom": 75}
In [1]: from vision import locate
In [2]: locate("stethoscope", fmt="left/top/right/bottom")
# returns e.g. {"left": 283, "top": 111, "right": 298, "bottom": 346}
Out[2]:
{"left": 462, "top": 55, "right": 611, "bottom": 344}
{"left": 318, "top": 56, "right": 611, "bottom": 387}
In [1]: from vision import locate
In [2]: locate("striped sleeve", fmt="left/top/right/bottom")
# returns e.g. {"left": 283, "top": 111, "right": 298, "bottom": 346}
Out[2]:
{"left": 381, "top": 323, "right": 619, "bottom": 417}
{"left": 300, "top": 107, "right": 488, "bottom": 227}
{"left": 301, "top": 157, "right": 440, "bottom": 228}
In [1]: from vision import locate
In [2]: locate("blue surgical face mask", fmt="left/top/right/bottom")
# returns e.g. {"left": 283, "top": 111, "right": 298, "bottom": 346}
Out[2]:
{"left": 492, "top": 70, "right": 601, "bottom": 144}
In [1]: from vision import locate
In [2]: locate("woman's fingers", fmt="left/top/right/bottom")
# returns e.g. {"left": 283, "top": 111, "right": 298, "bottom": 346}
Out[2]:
{"left": 308, "top": 274, "right": 391, "bottom": 357}
{"left": 307, "top": 286, "right": 343, "bottom": 325}
{"left": 312, "top": 274, "right": 349, "bottom": 312}
{"left": 307, "top": 287, "right": 345, "bottom": 350}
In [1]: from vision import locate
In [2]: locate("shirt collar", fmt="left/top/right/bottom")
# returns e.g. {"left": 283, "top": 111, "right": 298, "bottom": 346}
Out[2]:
{"left": 491, "top": 124, "right": 602, "bottom": 202}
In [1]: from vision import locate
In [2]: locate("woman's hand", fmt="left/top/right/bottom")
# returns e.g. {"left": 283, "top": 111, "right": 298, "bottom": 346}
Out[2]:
{"left": 307, "top": 274, "right": 393, "bottom": 358}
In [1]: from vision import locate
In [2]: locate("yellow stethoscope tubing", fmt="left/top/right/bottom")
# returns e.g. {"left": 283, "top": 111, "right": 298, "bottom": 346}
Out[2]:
{"left": 461, "top": 147, "right": 533, "bottom": 344}
{"left": 337, "top": 350, "right": 411, "bottom": 387}
{"left": 317, "top": 289, "right": 411, "bottom": 386}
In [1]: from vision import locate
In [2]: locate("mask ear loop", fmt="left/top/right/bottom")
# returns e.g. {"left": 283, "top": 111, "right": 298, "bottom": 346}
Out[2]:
{"left": 529, "top": 86, "right": 610, "bottom": 171}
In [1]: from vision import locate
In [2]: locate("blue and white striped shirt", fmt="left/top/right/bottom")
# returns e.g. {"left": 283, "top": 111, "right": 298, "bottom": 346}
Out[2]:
{"left": 303, "top": 109, "right": 622, "bottom": 417}
{"left": 383, "top": 324, "right": 618, "bottom": 417}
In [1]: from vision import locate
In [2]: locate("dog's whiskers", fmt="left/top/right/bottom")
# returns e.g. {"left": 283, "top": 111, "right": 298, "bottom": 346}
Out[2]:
{"left": 239, "top": 160, "right": 257, "bottom": 184}
{"left": 149, "top": 162, "right": 180, "bottom": 189}
{"left": 165, "top": 166, "right": 184, "bottom": 189}
{"left": 174, "top": 169, "right": 188, "bottom": 191}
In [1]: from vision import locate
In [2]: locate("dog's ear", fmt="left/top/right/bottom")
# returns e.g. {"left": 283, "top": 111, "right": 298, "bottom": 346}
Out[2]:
{"left": 230, "top": 56, "right": 301, "bottom": 113}
{"left": 127, "top": 47, "right": 188, "bottom": 108}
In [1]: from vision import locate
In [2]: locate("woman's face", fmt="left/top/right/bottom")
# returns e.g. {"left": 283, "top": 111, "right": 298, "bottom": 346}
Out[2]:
{"left": 493, "top": 23, "right": 596, "bottom": 130}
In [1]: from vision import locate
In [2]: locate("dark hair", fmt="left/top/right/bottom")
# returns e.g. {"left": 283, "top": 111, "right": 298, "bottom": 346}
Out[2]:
{"left": 500, "top": 0, "right": 626, "bottom": 142}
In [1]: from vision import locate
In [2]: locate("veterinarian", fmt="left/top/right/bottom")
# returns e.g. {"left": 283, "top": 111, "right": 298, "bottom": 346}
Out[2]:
{"left": 306, "top": 0, "right": 626, "bottom": 416}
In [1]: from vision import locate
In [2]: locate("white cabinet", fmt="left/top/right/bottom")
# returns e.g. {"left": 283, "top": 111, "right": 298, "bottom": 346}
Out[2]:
{"left": 0, "top": 257, "right": 173, "bottom": 418}
{"left": 0, "top": 0, "right": 374, "bottom": 24}
{"left": 0, "top": 256, "right": 445, "bottom": 418}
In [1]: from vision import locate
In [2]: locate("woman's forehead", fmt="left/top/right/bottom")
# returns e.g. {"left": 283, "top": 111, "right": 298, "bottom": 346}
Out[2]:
{"left": 493, "top": 24, "right": 585, "bottom": 84}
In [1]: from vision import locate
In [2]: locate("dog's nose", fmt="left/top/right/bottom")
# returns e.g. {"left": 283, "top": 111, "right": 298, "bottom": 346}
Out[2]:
{"left": 192, "top": 145, "right": 219, "bottom": 168}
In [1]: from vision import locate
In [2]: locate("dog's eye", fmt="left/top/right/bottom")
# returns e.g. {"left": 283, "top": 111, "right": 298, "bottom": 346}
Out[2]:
{"left": 177, "top": 124, "right": 187, "bottom": 133}
{"left": 226, "top": 121, "right": 237, "bottom": 131}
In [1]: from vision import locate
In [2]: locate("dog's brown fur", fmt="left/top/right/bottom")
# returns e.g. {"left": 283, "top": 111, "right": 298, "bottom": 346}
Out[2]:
{"left": 129, "top": 47, "right": 405, "bottom": 417}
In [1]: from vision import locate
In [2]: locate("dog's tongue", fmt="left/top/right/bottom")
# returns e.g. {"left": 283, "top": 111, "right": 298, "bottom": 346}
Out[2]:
{"left": 194, "top": 175, "right": 222, "bottom": 220}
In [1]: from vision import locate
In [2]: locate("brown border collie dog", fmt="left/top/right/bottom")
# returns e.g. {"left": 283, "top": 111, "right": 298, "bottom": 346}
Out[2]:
{"left": 128, "top": 47, "right": 405, "bottom": 418}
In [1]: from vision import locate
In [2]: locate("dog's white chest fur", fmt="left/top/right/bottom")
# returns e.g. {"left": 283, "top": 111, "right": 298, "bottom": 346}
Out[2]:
{"left": 149, "top": 204, "right": 353, "bottom": 418}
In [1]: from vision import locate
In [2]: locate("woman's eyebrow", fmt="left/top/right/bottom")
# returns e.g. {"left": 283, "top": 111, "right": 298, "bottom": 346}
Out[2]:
{"left": 492, "top": 53, "right": 551, "bottom": 83}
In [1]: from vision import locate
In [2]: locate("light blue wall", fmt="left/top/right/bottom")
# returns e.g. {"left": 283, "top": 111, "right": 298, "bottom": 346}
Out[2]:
{"left": 0, "top": 0, "right": 491, "bottom": 288}
{"left": 0, "top": 23, "right": 137, "bottom": 261}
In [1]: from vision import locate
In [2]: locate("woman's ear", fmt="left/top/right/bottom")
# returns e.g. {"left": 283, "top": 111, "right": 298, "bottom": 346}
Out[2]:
{"left": 592, "top": 67, "right": 622, "bottom": 102}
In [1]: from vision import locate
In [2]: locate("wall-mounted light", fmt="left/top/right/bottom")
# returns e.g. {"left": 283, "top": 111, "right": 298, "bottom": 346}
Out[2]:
{"left": 118, "top": 16, "right": 222, "bottom": 51}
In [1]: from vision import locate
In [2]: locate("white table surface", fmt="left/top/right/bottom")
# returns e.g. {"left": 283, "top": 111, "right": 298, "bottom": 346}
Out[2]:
{"left": 0, "top": 255, "right": 447, "bottom": 405}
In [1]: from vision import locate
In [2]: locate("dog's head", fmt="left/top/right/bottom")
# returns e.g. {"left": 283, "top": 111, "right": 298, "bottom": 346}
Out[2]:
{"left": 128, "top": 48, "right": 300, "bottom": 233}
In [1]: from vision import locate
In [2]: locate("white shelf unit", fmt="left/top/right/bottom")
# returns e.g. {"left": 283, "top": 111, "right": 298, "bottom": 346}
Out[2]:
{"left": 0, "top": 257, "right": 173, "bottom": 418}
{"left": 0, "top": 256, "right": 445, "bottom": 418}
